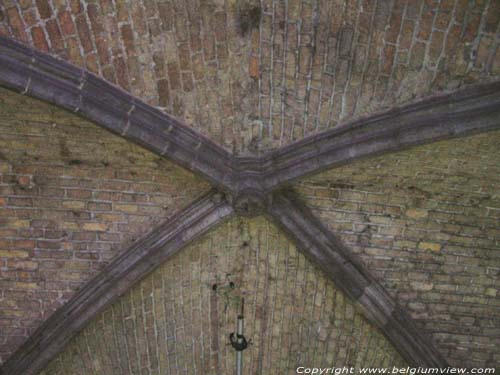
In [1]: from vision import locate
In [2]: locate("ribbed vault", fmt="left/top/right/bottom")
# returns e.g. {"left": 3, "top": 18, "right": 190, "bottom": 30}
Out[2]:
{"left": 296, "top": 130, "right": 500, "bottom": 367}
{"left": 0, "top": 0, "right": 499, "bottom": 372}
{"left": 1, "top": 0, "right": 499, "bottom": 153}
{"left": 38, "top": 216, "right": 407, "bottom": 375}
{"left": 0, "top": 86, "right": 209, "bottom": 363}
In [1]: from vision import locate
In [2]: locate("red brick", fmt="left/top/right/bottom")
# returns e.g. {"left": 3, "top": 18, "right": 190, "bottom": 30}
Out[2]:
{"left": 417, "top": 7, "right": 434, "bottom": 41}
{"left": 463, "top": 14, "right": 481, "bottom": 43}
{"left": 385, "top": 2, "right": 404, "bottom": 44}
{"left": 249, "top": 56, "right": 259, "bottom": 79}
{"left": 114, "top": 56, "right": 130, "bottom": 90}
{"left": 87, "top": 3, "right": 105, "bottom": 37}
{"left": 58, "top": 10, "right": 76, "bottom": 36}
{"left": 45, "top": 19, "right": 64, "bottom": 51}
{"left": 31, "top": 26, "right": 49, "bottom": 52}
{"left": 0, "top": 25, "right": 8, "bottom": 37}
{"left": 95, "top": 37, "right": 110, "bottom": 66}
{"left": 35, "top": 0, "right": 52, "bottom": 19}
{"left": 120, "top": 24, "right": 135, "bottom": 55}
{"left": 444, "top": 24, "right": 461, "bottom": 55}
{"left": 6, "top": 7, "right": 28, "bottom": 42}
{"left": 75, "top": 14, "right": 93, "bottom": 53}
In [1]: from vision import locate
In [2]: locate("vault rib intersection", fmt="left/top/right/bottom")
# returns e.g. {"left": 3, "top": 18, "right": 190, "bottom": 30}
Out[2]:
{"left": 1, "top": 36, "right": 500, "bottom": 374}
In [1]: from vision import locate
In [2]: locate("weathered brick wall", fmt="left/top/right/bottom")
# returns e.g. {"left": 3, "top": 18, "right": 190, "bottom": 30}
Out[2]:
{"left": 39, "top": 216, "right": 406, "bottom": 375}
{"left": 0, "top": 87, "right": 209, "bottom": 364}
{"left": 253, "top": 0, "right": 500, "bottom": 148}
{"left": 296, "top": 131, "right": 500, "bottom": 368}
{"left": 0, "top": 0, "right": 258, "bottom": 152}
{"left": 1, "top": 0, "right": 498, "bottom": 154}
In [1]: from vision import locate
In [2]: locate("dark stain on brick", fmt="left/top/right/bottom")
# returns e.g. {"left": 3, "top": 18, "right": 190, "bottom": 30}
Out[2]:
{"left": 238, "top": 3, "right": 261, "bottom": 36}
{"left": 36, "top": 0, "right": 52, "bottom": 19}
{"left": 58, "top": 138, "right": 70, "bottom": 158}
{"left": 407, "top": 185, "right": 432, "bottom": 198}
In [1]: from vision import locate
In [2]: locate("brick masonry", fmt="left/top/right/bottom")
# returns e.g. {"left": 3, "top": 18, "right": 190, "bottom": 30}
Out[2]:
{"left": 295, "top": 131, "right": 500, "bottom": 368}
{"left": 0, "top": 87, "right": 209, "bottom": 364}
{"left": 0, "top": 0, "right": 499, "bottom": 371}
{"left": 0, "top": 0, "right": 499, "bottom": 154}
{"left": 39, "top": 216, "right": 406, "bottom": 375}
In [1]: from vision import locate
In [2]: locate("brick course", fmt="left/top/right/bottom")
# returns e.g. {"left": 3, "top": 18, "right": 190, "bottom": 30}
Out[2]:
{"left": 39, "top": 216, "right": 406, "bottom": 375}
{"left": 296, "top": 131, "right": 500, "bottom": 368}
{"left": 0, "top": 87, "right": 209, "bottom": 364}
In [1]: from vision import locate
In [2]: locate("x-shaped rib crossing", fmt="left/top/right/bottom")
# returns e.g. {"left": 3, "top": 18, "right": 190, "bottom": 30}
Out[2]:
{"left": 1, "top": 35, "right": 500, "bottom": 374}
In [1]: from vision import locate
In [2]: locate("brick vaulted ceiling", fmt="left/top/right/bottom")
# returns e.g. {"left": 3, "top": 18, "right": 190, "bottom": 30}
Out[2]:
{"left": 0, "top": 1, "right": 499, "bottom": 374}
{"left": 38, "top": 217, "right": 408, "bottom": 375}
{"left": 0, "top": 0, "right": 499, "bottom": 154}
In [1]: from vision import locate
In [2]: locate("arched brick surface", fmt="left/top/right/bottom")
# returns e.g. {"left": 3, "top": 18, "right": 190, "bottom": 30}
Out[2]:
{"left": 0, "top": 0, "right": 499, "bottom": 371}
{"left": 39, "top": 216, "right": 407, "bottom": 375}
{"left": 0, "top": 87, "right": 209, "bottom": 364}
{"left": 1, "top": 0, "right": 498, "bottom": 153}
{"left": 296, "top": 131, "right": 500, "bottom": 367}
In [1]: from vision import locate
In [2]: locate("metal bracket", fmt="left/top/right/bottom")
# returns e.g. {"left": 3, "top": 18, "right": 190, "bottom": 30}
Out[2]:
{"left": 229, "top": 332, "right": 251, "bottom": 352}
